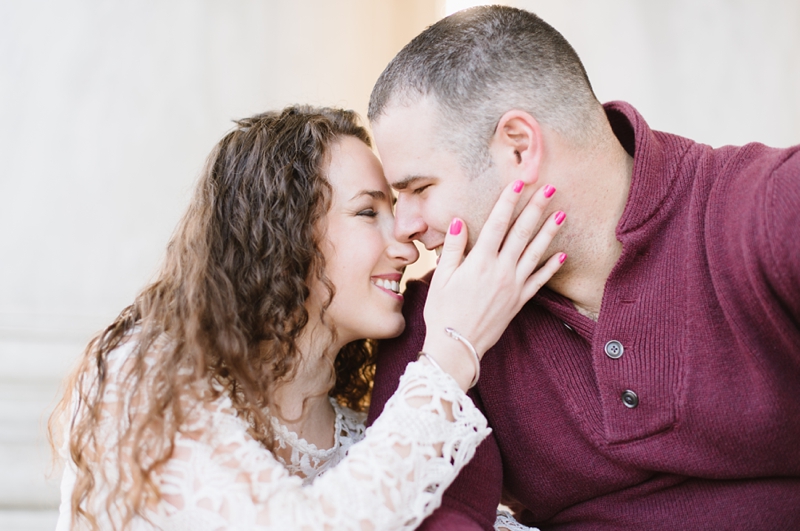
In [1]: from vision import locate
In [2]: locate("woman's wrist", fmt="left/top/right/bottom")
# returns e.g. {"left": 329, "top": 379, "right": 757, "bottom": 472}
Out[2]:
{"left": 443, "top": 327, "right": 480, "bottom": 387}
{"left": 420, "top": 330, "right": 480, "bottom": 392}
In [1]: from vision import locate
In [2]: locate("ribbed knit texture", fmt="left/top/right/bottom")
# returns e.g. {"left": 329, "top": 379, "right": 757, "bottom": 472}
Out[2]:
{"left": 367, "top": 102, "right": 800, "bottom": 530}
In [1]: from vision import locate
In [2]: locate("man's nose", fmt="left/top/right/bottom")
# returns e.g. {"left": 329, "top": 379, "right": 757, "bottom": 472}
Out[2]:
{"left": 387, "top": 235, "right": 420, "bottom": 267}
{"left": 393, "top": 195, "right": 427, "bottom": 243}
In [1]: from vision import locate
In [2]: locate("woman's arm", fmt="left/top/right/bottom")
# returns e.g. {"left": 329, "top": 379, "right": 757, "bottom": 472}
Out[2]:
{"left": 153, "top": 359, "right": 488, "bottom": 530}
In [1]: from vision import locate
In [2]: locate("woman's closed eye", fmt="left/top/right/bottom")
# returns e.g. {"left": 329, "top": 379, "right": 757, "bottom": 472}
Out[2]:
{"left": 357, "top": 208, "right": 378, "bottom": 218}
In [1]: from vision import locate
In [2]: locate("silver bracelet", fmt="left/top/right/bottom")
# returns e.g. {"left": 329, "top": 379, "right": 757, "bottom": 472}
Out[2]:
{"left": 417, "top": 351, "right": 445, "bottom": 374}
{"left": 417, "top": 328, "right": 481, "bottom": 388}
{"left": 444, "top": 327, "right": 480, "bottom": 388}
{"left": 417, "top": 350, "right": 480, "bottom": 389}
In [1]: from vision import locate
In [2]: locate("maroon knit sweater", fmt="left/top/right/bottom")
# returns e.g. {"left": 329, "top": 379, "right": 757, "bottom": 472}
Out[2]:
{"left": 367, "top": 102, "right": 800, "bottom": 530}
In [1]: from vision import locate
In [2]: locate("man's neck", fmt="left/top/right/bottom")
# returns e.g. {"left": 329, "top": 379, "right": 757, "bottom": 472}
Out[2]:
{"left": 545, "top": 128, "right": 634, "bottom": 320}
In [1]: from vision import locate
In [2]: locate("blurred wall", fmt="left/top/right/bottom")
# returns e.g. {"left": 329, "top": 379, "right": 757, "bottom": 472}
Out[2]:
{"left": 0, "top": 0, "right": 798, "bottom": 524}
{"left": 505, "top": 0, "right": 800, "bottom": 148}
{"left": 0, "top": 0, "right": 438, "bottom": 367}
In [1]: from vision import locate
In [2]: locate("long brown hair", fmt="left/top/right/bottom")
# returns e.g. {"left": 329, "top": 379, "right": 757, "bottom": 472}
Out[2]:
{"left": 50, "top": 106, "right": 375, "bottom": 530}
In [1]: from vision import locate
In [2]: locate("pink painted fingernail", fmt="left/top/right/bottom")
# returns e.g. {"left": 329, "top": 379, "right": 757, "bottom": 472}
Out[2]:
{"left": 449, "top": 218, "right": 463, "bottom": 235}
{"left": 543, "top": 184, "right": 556, "bottom": 198}
{"left": 554, "top": 211, "right": 566, "bottom": 225}
{"left": 513, "top": 180, "right": 524, "bottom": 193}
{"left": 559, "top": 252, "right": 567, "bottom": 263}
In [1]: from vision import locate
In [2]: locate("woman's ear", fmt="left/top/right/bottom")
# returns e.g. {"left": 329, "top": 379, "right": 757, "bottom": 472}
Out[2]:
{"left": 490, "top": 110, "right": 542, "bottom": 184}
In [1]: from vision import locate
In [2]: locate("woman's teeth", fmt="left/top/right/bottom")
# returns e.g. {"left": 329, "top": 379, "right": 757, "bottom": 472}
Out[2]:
{"left": 374, "top": 278, "right": 400, "bottom": 293}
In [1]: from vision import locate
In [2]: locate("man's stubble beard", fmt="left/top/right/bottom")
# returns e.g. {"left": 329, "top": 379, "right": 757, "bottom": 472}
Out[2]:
{"left": 464, "top": 163, "right": 505, "bottom": 253}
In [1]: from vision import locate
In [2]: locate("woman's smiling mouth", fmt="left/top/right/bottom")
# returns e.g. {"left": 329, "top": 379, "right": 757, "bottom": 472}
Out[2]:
{"left": 371, "top": 275, "right": 403, "bottom": 300}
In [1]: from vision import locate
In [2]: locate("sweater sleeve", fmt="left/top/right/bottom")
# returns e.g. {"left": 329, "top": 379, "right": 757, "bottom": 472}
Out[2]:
{"left": 369, "top": 276, "right": 504, "bottom": 531}
{"left": 708, "top": 143, "right": 800, "bottom": 360}
{"left": 763, "top": 148, "right": 800, "bottom": 322}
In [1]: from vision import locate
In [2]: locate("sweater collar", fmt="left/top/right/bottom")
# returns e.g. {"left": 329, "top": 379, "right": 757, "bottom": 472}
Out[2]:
{"left": 532, "top": 102, "right": 693, "bottom": 321}
{"left": 602, "top": 100, "right": 691, "bottom": 239}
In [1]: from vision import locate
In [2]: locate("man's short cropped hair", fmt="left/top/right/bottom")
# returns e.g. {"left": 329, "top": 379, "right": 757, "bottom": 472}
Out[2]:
{"left": 368, "top": 5, "right": 604, "bottom": 177}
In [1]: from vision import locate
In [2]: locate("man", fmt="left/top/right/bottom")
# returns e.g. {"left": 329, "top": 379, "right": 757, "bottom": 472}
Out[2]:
{"left": 366, "top": 6, "right": 800, "bottom": 530}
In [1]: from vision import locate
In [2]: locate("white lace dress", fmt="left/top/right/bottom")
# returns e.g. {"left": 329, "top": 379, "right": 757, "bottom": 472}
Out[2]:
{"left": 271, "top": 399, "right": 538, "bottom": 531}
{"left": 56, "top": 340, "right": 492, "bottom": 531}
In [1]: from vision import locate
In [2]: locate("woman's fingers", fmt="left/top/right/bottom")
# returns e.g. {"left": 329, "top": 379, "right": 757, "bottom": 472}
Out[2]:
{"left": 516, "top": 208, "right": 565, "bottom": 282}
{"left": 423, "top": 178, "right": 567, "bottom": 385}
{"left": 433, "top": 217, "right": 468, "bottom": 284}
{"left": 499, "top": 184, "right": 557, "bottom": 262}
{"left": 472, "top": 179, "right": 527, "bottom": 256}
{"left": 521, "top": 251, "right": 566, "bottom": 302}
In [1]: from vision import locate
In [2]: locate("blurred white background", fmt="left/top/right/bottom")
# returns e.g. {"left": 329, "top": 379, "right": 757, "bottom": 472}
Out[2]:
{"left": 1, "top": 1, "right": 798, "bottom": 528}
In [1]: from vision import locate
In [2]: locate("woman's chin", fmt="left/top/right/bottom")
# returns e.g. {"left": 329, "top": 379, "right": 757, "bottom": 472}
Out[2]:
{"left": 367, "top": 318, "right": 406, "bottom": 341}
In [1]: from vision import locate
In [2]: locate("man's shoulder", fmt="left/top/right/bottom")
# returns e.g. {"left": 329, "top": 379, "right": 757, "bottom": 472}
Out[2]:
{"left": 706, "top": 141, "right": 800, "bottom": 181}
{"left": 699, "top": 141, "right": 800, "bottom": 221}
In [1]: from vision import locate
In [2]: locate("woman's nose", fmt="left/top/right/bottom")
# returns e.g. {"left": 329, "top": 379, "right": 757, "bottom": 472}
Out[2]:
{"left": 389, "top": 237, "right": 419, "bottom": 266}
{"left": 386, "top": 208, "right": 420, "bottom": 265}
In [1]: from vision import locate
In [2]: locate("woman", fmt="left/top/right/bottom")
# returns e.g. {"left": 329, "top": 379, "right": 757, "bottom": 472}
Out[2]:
{"left": 51, "top": 106, "right": 564, "bottom": 530}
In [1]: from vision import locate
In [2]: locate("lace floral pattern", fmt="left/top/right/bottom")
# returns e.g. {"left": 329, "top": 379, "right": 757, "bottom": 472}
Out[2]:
{"left": 270, "top": 397, "right": 366, "bottom": 483}
{"left": 494, "top": 510, "right": 540, "bottom": 531}
{"left": 271, "top": 400, "right": 539, "bottom": 531}
{"left": 57, "top": 339, "right": 491, "bottom": 531}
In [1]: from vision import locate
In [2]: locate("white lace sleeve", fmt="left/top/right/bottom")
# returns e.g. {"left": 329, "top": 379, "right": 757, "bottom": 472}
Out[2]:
{"left": 136, "top": 360, "right": 489, "bottom": 530}
{"left": 494, "top": 510, "right": 540, "bottom": 531}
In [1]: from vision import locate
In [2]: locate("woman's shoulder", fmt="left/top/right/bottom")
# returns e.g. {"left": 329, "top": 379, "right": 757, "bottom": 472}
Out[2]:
{"left": 97, "top": 329, "right": 249, "bottom": 441}
{"left": 101, "top": 327, "right": 171, "bottom": 373}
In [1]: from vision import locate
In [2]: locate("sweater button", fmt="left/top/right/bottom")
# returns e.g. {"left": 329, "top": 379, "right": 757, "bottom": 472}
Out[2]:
{"left": 604, "top": 340, "right": 624, "bottom": 359}
{"left": 621, "top": 390, "right": 639, "bottom": 408}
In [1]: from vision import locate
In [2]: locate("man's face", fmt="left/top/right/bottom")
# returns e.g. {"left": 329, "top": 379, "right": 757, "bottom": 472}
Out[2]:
{"left": 372, "top": 97, "right": 505, "bottom": 253}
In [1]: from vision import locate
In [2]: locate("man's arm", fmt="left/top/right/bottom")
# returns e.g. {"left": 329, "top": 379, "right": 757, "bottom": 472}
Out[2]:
{"left": 367, "top": 277, "right": 503, "bottom": 531}
{"left": 762, "top": 148, "right": 800, "bottom": 321}
{"left": 709, "top": 145, "right": 800, "bottom": 354}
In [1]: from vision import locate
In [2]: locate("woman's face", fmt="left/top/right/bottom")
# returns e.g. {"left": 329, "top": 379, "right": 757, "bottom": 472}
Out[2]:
{"left": 313, "top": 135, "right": 419, "bottom": 346}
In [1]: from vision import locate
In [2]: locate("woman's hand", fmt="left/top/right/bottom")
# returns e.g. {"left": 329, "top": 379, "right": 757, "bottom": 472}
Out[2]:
{"left": 420, "top": 181, "right": 565, "bottom": 390}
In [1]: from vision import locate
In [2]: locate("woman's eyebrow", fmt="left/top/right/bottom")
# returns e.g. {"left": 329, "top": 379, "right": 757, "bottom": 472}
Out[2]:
{"left": 350, "top": 190, "right": 387, "bottom": 201}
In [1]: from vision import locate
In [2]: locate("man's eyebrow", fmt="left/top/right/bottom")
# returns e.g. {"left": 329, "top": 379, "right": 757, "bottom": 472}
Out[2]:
{"left": 390, "top": 175, "right": 432, "bottom": 191}
{"left": 350, "top": 189, "right": 387, "bottom": 201}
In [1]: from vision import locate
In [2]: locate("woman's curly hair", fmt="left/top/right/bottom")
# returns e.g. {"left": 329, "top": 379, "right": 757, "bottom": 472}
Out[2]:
{"left": 50, "top": 106, "right": 376, "bottom": 530}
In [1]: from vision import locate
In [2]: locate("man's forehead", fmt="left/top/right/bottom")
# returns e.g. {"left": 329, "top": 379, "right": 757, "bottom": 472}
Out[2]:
{"left": 374, "top": 96, "right": 440, "bottom": 136}
{"left": 379, "top": 151, "right": 444, "bottom": 188}
{"left": 371, "top": 96, "right": 468, "bottom": 187}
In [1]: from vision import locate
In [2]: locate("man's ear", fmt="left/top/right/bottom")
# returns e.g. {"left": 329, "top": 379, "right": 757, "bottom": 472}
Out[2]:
{"left": 490, "top": 110, "right": 542, "bottom": 184}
